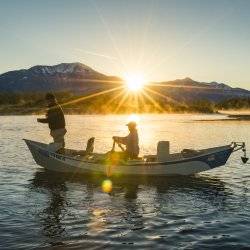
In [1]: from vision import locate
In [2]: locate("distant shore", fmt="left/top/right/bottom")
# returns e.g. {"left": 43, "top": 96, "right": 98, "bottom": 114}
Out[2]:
{"left": 1, "top": 92, "right": 250, "bottom": 116}
{"left": 195, "top": 113, "right": 250, "bottom": 121}
{"left": 227, "top": 114, "right": 250, "bottom": 120}
{"left": 1, "top": 107, "right": 250, "bottom": 121}
{"left": 0, "top": 106, "right": 216, "bottom": 115}
{"left": 0, "top": 108, "right": 215, "bottom": 116}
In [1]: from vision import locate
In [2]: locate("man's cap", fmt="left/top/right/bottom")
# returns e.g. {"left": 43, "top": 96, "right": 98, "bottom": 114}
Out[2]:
{"left": 126, "top": 121, "right": 137, "bottom": 128}
{"left": 45, "top": 93, "right": 56, "bottom": 100}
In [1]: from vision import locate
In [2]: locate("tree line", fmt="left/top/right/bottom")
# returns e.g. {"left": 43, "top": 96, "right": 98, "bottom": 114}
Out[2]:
{"left": 0, "top": 92, "right": 249, "bottom": 114}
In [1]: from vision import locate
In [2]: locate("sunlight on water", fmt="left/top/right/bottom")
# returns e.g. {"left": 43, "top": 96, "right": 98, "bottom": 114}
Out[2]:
{"left": 88, "top": 208, "right": 108, "bottom": 234}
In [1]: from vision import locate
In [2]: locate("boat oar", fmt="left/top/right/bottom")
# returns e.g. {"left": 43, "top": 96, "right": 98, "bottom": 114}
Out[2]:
{"left": 107, "top": 140, "right": 118, "bottom": 177}
{"left": 111, "top": 140, "right": 116, "bottom": 152}
{"left": 118, "top": 143, "right": 125, "bottom": 152}
{"left": 111, "top": 138, "right": 125, "bottom": 152}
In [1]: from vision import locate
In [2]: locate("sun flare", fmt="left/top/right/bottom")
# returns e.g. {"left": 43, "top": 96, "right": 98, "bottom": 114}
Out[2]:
{"left": 124, "top": 73, "right": 146, "bottom": 92}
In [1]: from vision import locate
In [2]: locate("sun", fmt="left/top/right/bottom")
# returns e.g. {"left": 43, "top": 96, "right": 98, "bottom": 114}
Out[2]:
{"left": 123, "top": 73, "right": 146, "bottom": 92}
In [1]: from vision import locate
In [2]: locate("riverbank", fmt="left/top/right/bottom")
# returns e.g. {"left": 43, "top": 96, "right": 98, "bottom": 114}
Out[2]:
{"left": 1, "top": 92, "right": 250, "bottom": 116}
{"left": 0, "top": 107, "right": 217, "bottom": 116}
{"left": 195, "top": 113, "right": 250, "bottom": 121}
{"left": 0, "top": 103, "right": 217, "bottom": 115}
{"left": 0, "top": 92, "right": 216, "bottom": 115}
{"left": 1, "top": 106, "right": 250, "bottom": 119}
{"left": 0, "top": 103, "right": 218, "bottom": 115}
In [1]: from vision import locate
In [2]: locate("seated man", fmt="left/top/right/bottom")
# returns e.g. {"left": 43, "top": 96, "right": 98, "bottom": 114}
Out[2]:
{"left": 113, "top": 121, "right": 140, "bottom": 159}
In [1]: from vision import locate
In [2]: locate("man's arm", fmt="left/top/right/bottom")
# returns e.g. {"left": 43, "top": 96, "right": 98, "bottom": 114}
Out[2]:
{"left": 37, "top": 109, "right": 50, "bottom": 123}
{"left": 113, "top": 136, "right": 128, "bottom": 145}
{"left": 37, "top": 118, "right": 48, "bottom": 123}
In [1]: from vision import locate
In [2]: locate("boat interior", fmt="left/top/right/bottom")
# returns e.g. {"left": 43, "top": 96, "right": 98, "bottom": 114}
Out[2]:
{"left": 61, "top": 138, "right": 231, "bottom": 164}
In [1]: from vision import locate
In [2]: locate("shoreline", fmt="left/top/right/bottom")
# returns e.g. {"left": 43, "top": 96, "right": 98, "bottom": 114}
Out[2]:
{"left": 1, "top": 109, "right": 250, "bottom": 121}
{"left": 195, "top": 114, "right": 250, "bottom": 121}
{"left": 0, "top": 110, "right": 218, "bottom": 116}
{"left": 1, "top": 114, "right": 250, "bottom": 121}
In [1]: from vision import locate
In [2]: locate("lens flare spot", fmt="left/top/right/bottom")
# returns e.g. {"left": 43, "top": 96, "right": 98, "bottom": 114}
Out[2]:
{"left": 102, "top": 179, "right": 112, "bottom": 193}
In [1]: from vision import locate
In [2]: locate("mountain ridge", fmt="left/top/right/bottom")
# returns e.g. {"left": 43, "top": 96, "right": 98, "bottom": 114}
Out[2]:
{"left": 0, "top": 62, "right": 249, "bottom": 102}
{"left": 0, "top": 62, "right": 120, "bottom": 93}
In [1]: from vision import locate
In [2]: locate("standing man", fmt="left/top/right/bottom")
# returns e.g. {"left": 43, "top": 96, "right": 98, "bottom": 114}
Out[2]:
{"left": 37, "top": 93, "right": 67, "bottom": 152}
{"left": 113, "top": 121, "right": 139, "bottom": 159}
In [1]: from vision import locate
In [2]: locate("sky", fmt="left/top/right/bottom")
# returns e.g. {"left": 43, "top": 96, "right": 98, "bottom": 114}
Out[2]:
{"left": 0, "top": 0, "right": 250, "bottom": 89}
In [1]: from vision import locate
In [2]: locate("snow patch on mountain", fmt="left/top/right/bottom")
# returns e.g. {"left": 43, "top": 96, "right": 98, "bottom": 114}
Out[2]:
{"left": 29, "top": 63, "right": 96, "bottom": 76}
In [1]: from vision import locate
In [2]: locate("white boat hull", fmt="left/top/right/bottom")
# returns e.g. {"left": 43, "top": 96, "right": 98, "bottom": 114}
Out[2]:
{"left": 24, "top": 139, "right": 234, "bottom": 176}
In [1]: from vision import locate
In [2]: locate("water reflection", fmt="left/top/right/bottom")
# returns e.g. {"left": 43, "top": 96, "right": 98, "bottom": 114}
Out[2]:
{"left": 109, "top": 182, "right": 144, "bottom": 233}
{"left": 31, "top": 171, "right": 69, "bottom": 247}
{"left": 30, "top": 170, "right": 230, "bottom": 247}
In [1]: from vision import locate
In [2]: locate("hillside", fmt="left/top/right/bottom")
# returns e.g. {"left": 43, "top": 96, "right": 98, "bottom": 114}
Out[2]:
{"left": 150, "top": 78, "right": 250, "bottom": 102}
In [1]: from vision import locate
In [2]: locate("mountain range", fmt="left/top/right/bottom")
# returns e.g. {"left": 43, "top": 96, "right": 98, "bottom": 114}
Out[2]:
{"left": 0, "top": 62, "right": 120, "bottom": 93}
{"left": 0, "top": 62, "right": 249, "bottom": 102}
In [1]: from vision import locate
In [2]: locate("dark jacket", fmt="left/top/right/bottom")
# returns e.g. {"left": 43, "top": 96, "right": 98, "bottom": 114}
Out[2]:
{"left": 39, "top": 103, "right": 65, "bottom": 130}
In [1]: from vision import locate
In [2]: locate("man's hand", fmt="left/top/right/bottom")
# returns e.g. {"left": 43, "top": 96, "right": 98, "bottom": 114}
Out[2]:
{"left": 37, "top": 118, "right": 48, "bottom": 123}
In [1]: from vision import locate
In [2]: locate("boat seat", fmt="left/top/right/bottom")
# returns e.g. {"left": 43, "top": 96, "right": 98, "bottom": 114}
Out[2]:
{"left": 143, "top": 155, "right": 157, "bottom": 162}
{"left": 85, "top": 137, "right": 95, "bottom": 154}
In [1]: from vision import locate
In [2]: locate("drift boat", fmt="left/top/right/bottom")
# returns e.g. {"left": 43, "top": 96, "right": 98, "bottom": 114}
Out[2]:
{"left": 24, "top": 139, "right": 248, "bottom": 176}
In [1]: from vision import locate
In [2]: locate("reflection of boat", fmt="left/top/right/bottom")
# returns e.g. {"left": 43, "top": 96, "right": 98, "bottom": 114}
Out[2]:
{"left": 24, "top": 139, "right": 247, "bottom": 176}
{"left": 30, "top": 171, "right": 68, "bottom": 245}
{"left": 32, "top": 170, "right": 227, "bottom": 197}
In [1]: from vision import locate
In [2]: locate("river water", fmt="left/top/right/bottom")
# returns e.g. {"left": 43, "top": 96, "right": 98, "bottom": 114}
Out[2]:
{"left": 0, "top": 114, "right": 250, "bottom": 249}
